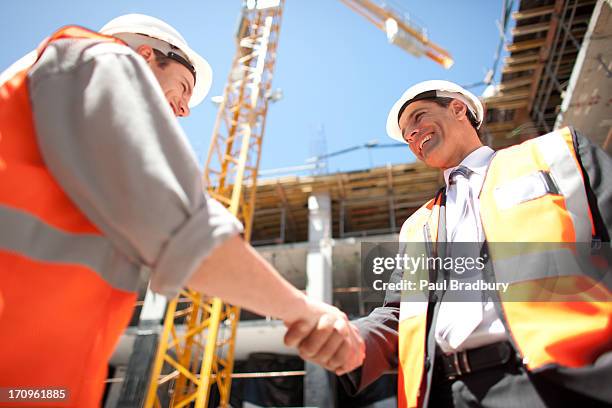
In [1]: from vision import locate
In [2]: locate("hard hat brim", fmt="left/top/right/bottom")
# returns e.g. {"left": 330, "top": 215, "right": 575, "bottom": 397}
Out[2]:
{"left": 181, "top": 44, "right": 212, "bottom": 108}
{"left": 386, "top": 96, "right": 410, "bottom": 144}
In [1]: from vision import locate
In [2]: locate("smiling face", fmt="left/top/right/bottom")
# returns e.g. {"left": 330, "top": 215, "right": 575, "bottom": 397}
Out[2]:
{"left": 398, "top": 98, "right": 482, "bottom": 170}
{"left": 137, "top": 45, "right": 194, "bottom": 117}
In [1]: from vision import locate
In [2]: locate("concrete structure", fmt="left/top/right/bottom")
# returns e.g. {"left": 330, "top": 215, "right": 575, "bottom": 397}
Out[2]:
{"left": 304, "top": 192, "right": 334, "bottom": 407}
{"left": 482, "top": 0, "right": 609, "bottom": 152}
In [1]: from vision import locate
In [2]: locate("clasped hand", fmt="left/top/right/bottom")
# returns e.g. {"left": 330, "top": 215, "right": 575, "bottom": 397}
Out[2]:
{"left": 283, "top": 299, "right": 365, "bottom": 375}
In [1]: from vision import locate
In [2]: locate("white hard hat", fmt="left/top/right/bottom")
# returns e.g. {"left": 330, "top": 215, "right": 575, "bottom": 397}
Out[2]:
{"left": 386, "top": 80, "right": 484, "bottom": 144}
{"left": 100, "top": 14, "right": 212, "bottom": 108}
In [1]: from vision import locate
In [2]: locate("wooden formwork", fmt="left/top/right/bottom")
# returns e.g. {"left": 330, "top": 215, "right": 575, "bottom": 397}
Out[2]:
{"left": 250, "top": 162, "right": 443, "bottom": 245}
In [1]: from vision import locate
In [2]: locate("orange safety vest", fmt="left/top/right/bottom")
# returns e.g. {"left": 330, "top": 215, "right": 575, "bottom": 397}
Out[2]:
{"left": 0, "top": 27, "right": 140, "bottom": 407}
{"left": 396, "top": 127, "right": 612, "bottom": 407}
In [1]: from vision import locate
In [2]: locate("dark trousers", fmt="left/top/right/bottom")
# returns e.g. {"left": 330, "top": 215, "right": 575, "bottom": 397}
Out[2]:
{"left": 428, "top": 357, "right": 611, "bottom": 408}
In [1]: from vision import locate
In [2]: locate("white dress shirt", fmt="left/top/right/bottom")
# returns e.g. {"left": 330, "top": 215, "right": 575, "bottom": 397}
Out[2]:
{"left": 434, "top": 146, "right": 508, "bottom": 353}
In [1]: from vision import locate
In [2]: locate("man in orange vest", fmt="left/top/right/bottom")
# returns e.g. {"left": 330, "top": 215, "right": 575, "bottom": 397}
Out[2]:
{"left": 0, "top": 14, "right": 356, "bottom": 407}
{"left": 285, "top": 80, "right": 612, "bottom": 407}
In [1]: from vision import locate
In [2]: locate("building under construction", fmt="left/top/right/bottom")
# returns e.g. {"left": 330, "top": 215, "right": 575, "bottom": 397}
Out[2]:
{"left": 103, "top": 0, "right": 611, "bottom": 407}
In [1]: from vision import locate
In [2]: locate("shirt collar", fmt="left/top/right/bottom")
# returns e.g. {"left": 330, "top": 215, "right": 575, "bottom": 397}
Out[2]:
{"left": 443, "top": 146, "right": 495, "bottom": 187}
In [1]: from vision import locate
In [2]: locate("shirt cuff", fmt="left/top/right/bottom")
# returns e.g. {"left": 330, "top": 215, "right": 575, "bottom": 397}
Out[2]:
{"left": 150, "top": 197, "right": 243, "bottom": 297}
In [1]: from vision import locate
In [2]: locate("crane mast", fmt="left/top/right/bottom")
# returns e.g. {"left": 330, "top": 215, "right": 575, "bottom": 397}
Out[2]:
{"left": 144, "top": 1, "right": 285, "bottom": 406}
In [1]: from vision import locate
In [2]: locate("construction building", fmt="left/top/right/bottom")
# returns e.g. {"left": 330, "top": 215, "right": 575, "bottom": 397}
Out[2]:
{"left": 103, "top": 0, "right": 611, "bottom": 407}
{"left": 482, "top": 0, "right": 611, "bottom": 152}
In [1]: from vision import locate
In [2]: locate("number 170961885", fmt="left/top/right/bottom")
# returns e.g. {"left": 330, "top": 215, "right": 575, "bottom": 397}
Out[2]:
{"left": 0, "top": 388, "right": 69, "bottom": 402}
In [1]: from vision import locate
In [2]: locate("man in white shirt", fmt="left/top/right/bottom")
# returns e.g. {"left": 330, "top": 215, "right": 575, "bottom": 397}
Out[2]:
{"left": 285, "top": 80, "right": 612, "bottom": 407}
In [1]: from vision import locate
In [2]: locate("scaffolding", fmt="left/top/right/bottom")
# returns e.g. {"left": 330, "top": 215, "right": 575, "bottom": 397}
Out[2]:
{"left": 531, "top": 0, "right": 588, "bottom": 132}
{"left": 482, "top": 0, "right": 597, "bottom": 147}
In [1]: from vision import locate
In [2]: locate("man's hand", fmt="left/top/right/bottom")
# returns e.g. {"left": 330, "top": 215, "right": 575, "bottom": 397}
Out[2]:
{"left": 283, "top": 300, "right": 365, "bottom": 375}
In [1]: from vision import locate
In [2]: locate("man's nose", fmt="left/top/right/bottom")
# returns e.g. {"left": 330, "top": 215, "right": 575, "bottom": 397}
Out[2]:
{"left": 404, "top": 127, "right": 419, "bottom": 143}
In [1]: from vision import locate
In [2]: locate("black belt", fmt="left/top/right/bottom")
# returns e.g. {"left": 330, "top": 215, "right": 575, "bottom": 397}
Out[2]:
{"left": 436, "top": 341, "right": 515, "bottom": 380}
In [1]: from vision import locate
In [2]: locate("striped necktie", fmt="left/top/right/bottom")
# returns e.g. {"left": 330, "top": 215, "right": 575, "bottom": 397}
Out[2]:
{"left": 436, "top": 165, "right": 484, "bottom": 350}
{"left": 448, "top": 165, "right": 480, "bottom": 242}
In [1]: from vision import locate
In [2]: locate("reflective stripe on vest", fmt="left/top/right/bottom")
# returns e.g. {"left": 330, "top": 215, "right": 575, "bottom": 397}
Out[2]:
{"left": 480, "top": 127, "right": 611, "bottom": 370}
{"left": 481, "top": 127, "right": 591, "bottom": 243}
{"left": 396, "top": 128, "right": 610, "bottom": 407}
{"left": 533, "top": 128, "right": 593, "bottom": 241}
{"left": 397, "top": 195, "right": 439, "bottom": 408}
{"left": 0, "top": 26, "right": 139, "bottom": 408}
{"left": 0, "top": 204, "right": 143, "bottom": 292}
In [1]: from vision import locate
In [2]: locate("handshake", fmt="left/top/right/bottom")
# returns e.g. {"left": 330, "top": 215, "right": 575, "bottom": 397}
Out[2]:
{"left": 283, "top": 299, "right": 366, "bottom": 376}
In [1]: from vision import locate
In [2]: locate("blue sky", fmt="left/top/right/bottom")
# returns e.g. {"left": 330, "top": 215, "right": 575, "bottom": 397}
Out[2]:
{"left": 1, "top": 0, "right": 513, "bottom": 175}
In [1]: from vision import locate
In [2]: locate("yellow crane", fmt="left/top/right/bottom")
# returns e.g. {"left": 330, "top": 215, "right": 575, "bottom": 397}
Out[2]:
{"left": 145, "top": 1, "right": 452, "bottom": 407}
{"left": 144, "top": 2, "right": 285, "bottom": 406}
{"left": 340, "top": 0, "right": 454, "bottom": 68}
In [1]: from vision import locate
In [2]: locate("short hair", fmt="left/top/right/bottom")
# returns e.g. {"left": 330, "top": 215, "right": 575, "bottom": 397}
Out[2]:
{"left": 152, "top": 49, "right": 172, "bottom": 69}
{"left": 425, "top": 97, "right": 480, "bottom": 135}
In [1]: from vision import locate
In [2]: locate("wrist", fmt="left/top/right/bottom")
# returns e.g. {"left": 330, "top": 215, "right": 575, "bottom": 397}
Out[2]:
{"left": 278, "top": 291, "right": 310, "bottom": 324}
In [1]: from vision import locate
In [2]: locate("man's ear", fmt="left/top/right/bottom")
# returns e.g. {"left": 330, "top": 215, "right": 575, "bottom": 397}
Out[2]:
{"left": 449, "top": 99, "right": 468, "bottom": 121}
{"left": 136, "top": 45, "right": 154, "bottom": 63}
